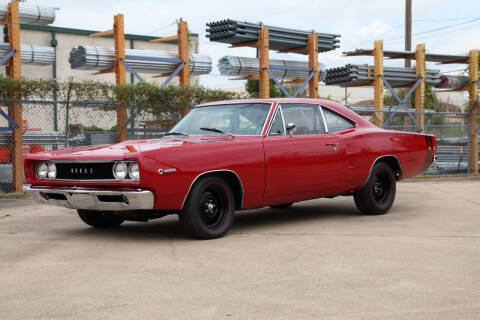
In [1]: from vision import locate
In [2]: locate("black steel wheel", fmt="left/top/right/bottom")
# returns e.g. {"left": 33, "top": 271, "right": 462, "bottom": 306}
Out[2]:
{"left": 353, "top": 161, "right": 396, "bottom": 215}
{"left": 77, "top": 210, "right": 125, "bottom": 228}
{"left": 270, "top": 202, "right": 294, "bottom": 209}
{"left": 179, "top": 176, "right": 235, "bottom": 239}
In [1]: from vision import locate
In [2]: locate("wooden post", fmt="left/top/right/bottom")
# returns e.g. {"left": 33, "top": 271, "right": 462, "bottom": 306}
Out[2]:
{"left": 178, "top": 20, "right": 190, "bottom": 87}
{"left": 373, "top": 40, "right": 384, "bottom": 127}
{"left": 7, "top": 1, "right": 22, "bottom": 193}
{"left": 415, "top": 43, "right": 425, "bottom": 131}
{"left": 177, "top": 20, "right": 190, "bottom": 118}
{"left": 468, "top": 49, "right": 479, "bottom": 174}
{"left": 113, "top": 14, "right": 127, "bottom": 142}
{"left": 308, "top": 33, "right": 319, "bottom": 98}
{"left": 258, "top": 28, "right": 270, "bottom": 99}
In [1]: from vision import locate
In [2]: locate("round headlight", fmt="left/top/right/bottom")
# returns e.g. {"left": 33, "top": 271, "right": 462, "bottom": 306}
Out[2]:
{"left": 129, "top": 162, "right": 140, "bottom": 181}
{"left": 47, "top": 162, "right": 56, "bottom": 179}
{"left": 113, "top": 161, "right": 128, "bottom": 180}
{"left": 36, "top": 161, "right": 48, "bottom": 179}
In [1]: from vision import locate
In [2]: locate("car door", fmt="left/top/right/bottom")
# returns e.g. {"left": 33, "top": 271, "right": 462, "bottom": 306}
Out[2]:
{"left": 262, "top": 103, "right": 345, "bottom": 199}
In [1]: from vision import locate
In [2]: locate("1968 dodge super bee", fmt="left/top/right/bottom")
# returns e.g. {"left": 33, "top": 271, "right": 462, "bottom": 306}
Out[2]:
{"left": 25, "top": 98, "right": 436, "bottom": 239}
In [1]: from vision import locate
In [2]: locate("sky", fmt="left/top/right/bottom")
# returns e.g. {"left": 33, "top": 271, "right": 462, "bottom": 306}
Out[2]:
{"left": 26, "top": 0, "right": 480, "bottom": 89}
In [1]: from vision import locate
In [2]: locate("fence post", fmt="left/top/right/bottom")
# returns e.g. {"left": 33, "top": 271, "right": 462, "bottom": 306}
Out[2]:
{"left": 113, "top": 14, "right": 127, "bottom": 142}
{"left": 415, "top": 43, "right": 425, "bottom": 131}
{"left": 373, "top": 40, "right": 384, "bottom": 127}
{"left": 7, "top": 1, "right": 22, "bottom": 193}
{"left": 468, "top": 49, "right": 479, "bottom": 174}
{"left": 64, "top": 82, "right": 72, "bottom": 148}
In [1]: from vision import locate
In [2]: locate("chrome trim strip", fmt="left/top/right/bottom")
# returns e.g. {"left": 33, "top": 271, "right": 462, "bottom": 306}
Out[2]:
{"left": 25, "top": 186, "right": 154, "bottom": 211}
{"left": 279, "top": 106, "right": 287, "bottom": 135}
{"left": 181, "top": 169, "right": 245, "bottom": 209}
{"left": 318, "top": 105, "right": 329, "bottom": 133}
{"left": 360, "top": 155, "right": 403, "bottom": 188}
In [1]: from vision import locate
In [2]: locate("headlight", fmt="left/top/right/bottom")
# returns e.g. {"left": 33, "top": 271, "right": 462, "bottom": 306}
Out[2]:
{"left": 47, "top": 162, "right": 56, "bottom": 179}
{"left": 113, "top": 161, "right": 128, "bottom": 180}
{"left": 36, "top": 161, "right": 48, "bottom": 179}
{"left": 128, "top": 162, "right": 140, "bottom": 181}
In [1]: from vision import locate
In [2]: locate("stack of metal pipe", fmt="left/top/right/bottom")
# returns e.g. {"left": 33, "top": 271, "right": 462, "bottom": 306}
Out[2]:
{"left": 206, "top": 20, "right": 340, "bottom": 54}
{"left": 218, "top": 56, "right": 327, "bottom": 81}
{"left": 0, "top": 44, "right": 55, "bottom": 65}
{"left": 68, "top": 46, "right": 212, "bottom": 75}
{"left": 0, "top": 3, "right": 57, "bottom": 26}
{"left": 325, "top": 64, "right": 441, "bottom": 86}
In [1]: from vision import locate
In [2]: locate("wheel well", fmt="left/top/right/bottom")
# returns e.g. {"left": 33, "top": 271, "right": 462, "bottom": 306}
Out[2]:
{"left": 187, "top": 171, "right": 244, "bottom": 210}
{"left": 375, "top": 156, "right": 402, "bottom": 179}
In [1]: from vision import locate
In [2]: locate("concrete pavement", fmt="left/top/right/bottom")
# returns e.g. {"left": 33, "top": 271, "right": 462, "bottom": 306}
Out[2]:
{"left": 0, "top": 178, "right": 479, "bottom": 319}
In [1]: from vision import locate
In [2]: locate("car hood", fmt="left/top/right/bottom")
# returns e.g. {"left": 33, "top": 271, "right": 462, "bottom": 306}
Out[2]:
{"left": 26, "top": 135, "right": 236, "bottom": 161}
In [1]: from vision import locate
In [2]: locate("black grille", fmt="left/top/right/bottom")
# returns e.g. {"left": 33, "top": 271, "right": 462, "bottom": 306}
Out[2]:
{"left": 55, "top": 162, "right": 115, "bottom": 180}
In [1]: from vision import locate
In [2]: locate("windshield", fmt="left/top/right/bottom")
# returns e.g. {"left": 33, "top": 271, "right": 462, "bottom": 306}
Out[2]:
{"left": 170, "top": 103, "right": 271, "bottom": 136}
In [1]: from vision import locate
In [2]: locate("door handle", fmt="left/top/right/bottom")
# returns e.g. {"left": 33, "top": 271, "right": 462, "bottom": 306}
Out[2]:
{"left": 326, "top": 142, "right": 339, "bottom": 150}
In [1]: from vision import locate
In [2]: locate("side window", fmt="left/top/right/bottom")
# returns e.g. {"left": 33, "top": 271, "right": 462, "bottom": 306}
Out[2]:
{"left": 322, "top": 108, "right": 355, "bottom": 132}
{"left": 280, "top": 104, "right": 325, "bottom": 135}
{"left": 268, "top": 109, "right": 284, "bottom": 136}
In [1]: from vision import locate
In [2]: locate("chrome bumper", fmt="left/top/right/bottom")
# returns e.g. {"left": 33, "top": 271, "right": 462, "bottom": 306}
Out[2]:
{"left": 25, "top": 186, "right": 154, "bottom": 211}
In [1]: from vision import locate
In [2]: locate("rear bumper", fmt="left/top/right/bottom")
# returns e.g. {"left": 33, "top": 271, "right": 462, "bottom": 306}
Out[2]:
{"left": 25, "top": 186, "right": 154, "bottom": 211}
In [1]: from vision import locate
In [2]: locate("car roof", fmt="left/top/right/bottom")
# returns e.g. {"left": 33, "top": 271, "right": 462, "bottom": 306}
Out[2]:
{"left": 196, "top": 98, "right": 374, "bottom": 128}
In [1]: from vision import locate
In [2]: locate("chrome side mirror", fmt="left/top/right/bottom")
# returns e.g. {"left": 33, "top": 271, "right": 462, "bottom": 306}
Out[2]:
{"left": 286, "top": 122, "right": 296, "bottom": 137}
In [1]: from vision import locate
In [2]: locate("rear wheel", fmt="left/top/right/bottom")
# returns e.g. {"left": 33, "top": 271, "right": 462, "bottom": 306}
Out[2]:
{"left": 354, "top": 162, "right": 396, "bottom": 215}
{"left": 270, "top": 202, "right": 294, "bottom": 209}
{"left": 77, "top": 210, "right": 125, "bottom": 228}
{"left": 179, "top": 176, "right": 235, "bottom": 239}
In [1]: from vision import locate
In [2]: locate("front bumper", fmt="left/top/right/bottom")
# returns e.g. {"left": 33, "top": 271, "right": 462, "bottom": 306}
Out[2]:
{"left": 25, "top": 186, "right": 154, "bottom": 211}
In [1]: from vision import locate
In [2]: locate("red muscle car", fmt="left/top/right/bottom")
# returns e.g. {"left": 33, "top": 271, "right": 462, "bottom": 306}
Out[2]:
{"left": 25, "top": 98, "right": 436, "bottom": 239}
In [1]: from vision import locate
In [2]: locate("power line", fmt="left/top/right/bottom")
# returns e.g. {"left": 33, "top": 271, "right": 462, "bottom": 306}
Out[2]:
{"left": 342, "top": 18, "right": 480, "bottom": 49}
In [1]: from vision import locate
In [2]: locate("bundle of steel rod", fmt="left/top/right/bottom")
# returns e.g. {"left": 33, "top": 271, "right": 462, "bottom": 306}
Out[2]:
{"left": 206, "top": 20, "right": 340, "bottom": 54}
{"left": 218, "top": 56, "right": 327, "bottom": 81}
{"left": 0, "top": 44, "right": 55, "bottom": 65}
{"left": 0, "top": 3, "right": 57, "bottom": 26}
{"left": 325, "top": 64, "right": 441, "bottom": 86}
{"left": 68, "top": 46, "right": 212, "bottom": 75}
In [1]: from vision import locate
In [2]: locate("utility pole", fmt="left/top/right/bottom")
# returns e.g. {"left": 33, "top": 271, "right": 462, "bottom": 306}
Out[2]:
{"left": 405, "top": 0, "right": 412, "bottom": 68}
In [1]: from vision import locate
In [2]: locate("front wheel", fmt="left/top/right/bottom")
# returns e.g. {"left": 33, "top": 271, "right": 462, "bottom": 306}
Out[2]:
{"left": 77, "top": 210, "right": 125, "bottom": 228}
{"left": 353, "top": 162, "right": 396, "bottom": 215}
{"left": 179, "top": 176, "right": 235, "bottom": 239}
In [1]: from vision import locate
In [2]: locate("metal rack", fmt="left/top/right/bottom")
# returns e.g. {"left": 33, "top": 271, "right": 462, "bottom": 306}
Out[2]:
{"left": 344, "top": 41, "right": 479, "bottom": 173}
{"left": 210, "top": 21, "right": 323, "bottom": 99}
{"left": 90, "top": 15, "right": 192, "bottom": 141}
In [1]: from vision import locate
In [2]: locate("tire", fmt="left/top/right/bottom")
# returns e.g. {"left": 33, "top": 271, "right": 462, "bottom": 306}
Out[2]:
{"left": 77, "top": 210, "right": 125, "bottom": 228}
{"left": 179, "top": 176, "right": 235, "bottom": 239}
{"left": 353, "top": 161, "right": 396, "bottom": 215}
{"left": 270, "top": 202, "right": 294, "bottom": 209}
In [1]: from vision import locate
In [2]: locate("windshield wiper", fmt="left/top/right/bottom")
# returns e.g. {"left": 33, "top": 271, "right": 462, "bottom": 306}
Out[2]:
{"left": 164, "top": 131, "right": 189, "bottom": 137}
{"left": 200, "top": 127, "right": 234, "bottom": 138}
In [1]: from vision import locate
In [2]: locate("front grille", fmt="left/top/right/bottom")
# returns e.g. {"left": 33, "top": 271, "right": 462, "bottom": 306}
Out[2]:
{"left": 55, "top": 162, "right": 115, "bottom": 180}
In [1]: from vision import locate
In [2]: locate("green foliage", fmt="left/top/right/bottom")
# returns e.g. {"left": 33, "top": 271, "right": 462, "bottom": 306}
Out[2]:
{"left": 0, "top": 76, "right": 239, "bottom": 114}
{"left": 245, "top": 79, "right": 286, "bottom": 98}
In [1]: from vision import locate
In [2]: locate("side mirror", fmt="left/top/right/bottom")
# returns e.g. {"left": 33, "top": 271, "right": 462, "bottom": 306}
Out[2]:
{"left": 286, "top": 122, "right": 296, "bottom": 137}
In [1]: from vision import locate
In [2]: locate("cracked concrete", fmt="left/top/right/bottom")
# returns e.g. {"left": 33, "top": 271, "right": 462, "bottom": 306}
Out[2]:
{"left": 0, "top": 178, "right": 479, "bottom": 319}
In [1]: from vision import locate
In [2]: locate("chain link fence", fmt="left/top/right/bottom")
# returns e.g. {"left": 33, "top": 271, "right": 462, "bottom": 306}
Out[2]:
{"left": 0, "top": 99, "right": 478, "bottom": 192}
